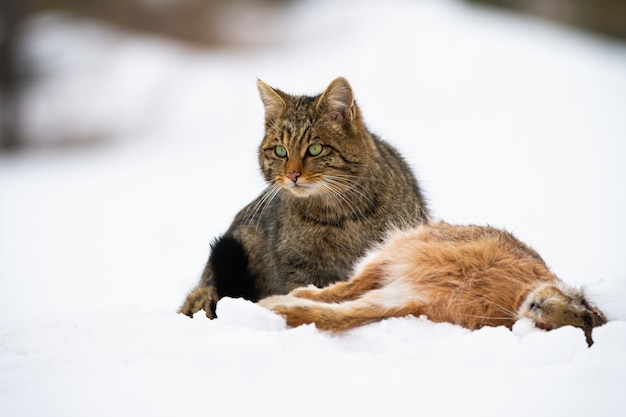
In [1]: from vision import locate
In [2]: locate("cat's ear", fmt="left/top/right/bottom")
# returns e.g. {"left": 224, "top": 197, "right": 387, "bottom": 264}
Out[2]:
{"left": 257, "top": 79, "right": 286, "bottom": 121}
{"left": 317, "top": 77, "right": 355, "bottom": 123}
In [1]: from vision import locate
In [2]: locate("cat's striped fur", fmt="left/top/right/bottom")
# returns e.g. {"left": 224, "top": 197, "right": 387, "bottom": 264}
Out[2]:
{"left": 180, "top": 78, "right": 429, "bottom": 318}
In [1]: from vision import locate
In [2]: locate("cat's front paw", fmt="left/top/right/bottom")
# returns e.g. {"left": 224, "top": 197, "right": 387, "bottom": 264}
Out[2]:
{"left": 178, "top": 285, "right": 218, "bottom": 318}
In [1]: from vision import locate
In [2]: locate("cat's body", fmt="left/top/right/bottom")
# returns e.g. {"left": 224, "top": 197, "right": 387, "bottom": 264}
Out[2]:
{"left": 179, "top": 78, "right": 429, "bottom": 318}
{"left": 260, "top": 222, "right": 607, "bottom": 346}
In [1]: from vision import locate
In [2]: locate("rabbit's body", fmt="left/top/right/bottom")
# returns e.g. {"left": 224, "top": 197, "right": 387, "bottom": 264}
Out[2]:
{"left": 260, "top": 222, "right": 607, "bottom": 345}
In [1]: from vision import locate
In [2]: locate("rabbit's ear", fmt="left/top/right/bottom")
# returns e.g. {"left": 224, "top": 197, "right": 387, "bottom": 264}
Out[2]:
{"left": 581, "top": 299, "right": 608, "bottom": 347}
{"left": 583, "top": 324, "right": 594, "bottom": 347}
{"left": 582, "top": 299, "right": 608, "bottom": 327}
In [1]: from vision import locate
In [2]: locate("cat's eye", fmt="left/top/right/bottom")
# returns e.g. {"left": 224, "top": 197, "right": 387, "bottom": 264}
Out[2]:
{"left": 275, "top": 145, "right": 287, "bottom": 158}
{"left": 307, "top": 143, "right": 323, "bottom": 156}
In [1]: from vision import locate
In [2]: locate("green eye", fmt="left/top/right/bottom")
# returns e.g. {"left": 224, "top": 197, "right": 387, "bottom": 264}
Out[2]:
{"left": 275, "top": 145, "right": 287, "bottom": 158}
{"left": 308, "top": 143, "right": 323, "bottom": 156}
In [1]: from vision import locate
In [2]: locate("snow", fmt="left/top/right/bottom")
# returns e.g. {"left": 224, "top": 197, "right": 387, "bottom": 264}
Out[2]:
{"left": 1, "top": 0, "right": 626, "bottom": 415}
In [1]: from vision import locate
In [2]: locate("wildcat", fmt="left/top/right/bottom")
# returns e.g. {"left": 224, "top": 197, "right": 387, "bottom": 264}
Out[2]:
{"left": 259, "top": 221, "right": 607, "bottom": 346}
{"left": 179, "top": 77, "right": 429, "bottom": 318}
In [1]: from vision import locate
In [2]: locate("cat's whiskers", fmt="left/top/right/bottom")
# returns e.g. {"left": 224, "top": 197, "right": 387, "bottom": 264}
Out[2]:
{"left": 318, "top": 175, "right": 374, "bottom": 216}
{"left": 240, "top": 182, "right": 281, "bottom": 231}
{"left": 322, "top": 175, "right": 376, "bottom": 210}
{"left": 316, "top": 181, "right": 361, "bottom": 215}
{"left": 324, "top": 173, "right": 374, "bottom": 192}
{"left": 253, "top": 185, "right": 282, "bottom": 231}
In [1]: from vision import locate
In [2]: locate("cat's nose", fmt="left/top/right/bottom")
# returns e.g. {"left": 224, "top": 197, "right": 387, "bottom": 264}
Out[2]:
{"left": 286, "top": 171, "right": 301, "bottom": 183}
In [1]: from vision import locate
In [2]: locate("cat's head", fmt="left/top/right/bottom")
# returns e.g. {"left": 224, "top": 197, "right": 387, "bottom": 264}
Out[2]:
{"left": 518, "top": 283, "right": 607, "bottom": 346}
{"left": 256, "top": 77, "right": 375, "bottom": 198}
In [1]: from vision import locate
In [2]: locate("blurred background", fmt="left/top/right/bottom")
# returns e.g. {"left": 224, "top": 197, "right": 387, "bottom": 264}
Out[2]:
{"left": 2, "top": 0, "right": 625, "bottom": 150}
{"left": 1, "top": 0, "right": 292, "bottom": 149}
{"left": 1, "top": 0, "right": 625, "bottom": 320}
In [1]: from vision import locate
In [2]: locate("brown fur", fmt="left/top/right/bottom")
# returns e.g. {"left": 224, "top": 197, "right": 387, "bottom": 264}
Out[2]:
{"left": 179, "top": 78, "right": 428, "bottom": 318}
{"left": 260, "top": 222, "right": 607, "bottom": 346}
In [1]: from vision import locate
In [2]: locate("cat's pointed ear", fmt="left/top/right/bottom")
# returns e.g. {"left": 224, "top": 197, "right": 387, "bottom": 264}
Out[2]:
{"left": 317, "top": 77, "right": 355, "bottom": 123}
{"left": 257, "top": 79, "right": 286, "bottom": 121}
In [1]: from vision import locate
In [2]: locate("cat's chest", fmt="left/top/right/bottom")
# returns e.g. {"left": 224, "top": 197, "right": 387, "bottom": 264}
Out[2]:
{"left": 278, "top": 219, "right": 378, "bottom": 262}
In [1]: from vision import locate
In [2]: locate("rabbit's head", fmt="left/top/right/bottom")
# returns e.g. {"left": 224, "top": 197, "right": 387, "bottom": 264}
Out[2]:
{"left": 519, "top": 283, "right": 607, "bottom": 346}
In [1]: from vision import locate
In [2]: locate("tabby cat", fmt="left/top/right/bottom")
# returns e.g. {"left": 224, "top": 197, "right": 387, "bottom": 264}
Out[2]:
{"left": 259, "top": 221, "right": 607, "bottom": 346}
{"left": 179, "top": 77, "right": 429, "bottom": 318}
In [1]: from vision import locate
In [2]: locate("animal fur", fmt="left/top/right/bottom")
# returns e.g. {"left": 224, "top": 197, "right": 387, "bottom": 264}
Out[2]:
{"left": 260, "top": 222, "right": 607, "bottom": 346}
{"left": 179, "top": 77, "right": 428, "bottom": 318}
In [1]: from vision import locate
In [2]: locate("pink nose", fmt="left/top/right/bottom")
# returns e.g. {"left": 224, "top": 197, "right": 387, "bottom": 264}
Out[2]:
{"left": 286, "top": 171, "right": 301, "bottom": 183}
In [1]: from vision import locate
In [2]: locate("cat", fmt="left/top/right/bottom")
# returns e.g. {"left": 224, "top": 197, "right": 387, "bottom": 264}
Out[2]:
{"left": 179, "top": 77, "right": 429, "bottom": 318}
{"left": 259, "top": 221, "right": 607, "bottom": 346}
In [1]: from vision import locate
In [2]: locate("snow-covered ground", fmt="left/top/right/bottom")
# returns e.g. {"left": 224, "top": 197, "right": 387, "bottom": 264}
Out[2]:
{"left": 1, "top": 0, "right": 625, "bottom": 415}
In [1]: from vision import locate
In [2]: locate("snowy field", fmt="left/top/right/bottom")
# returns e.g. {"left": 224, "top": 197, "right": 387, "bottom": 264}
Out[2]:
{"left": 1, "top": 0, "right": 626, "bottom": 415}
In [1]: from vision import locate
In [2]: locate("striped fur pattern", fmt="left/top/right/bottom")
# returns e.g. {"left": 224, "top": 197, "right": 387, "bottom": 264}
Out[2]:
{"left": 260, "top": 222, "right": 607, "bottom": 346}
{"left": 179, "top": 78, "right": 428, "bottom": 318}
